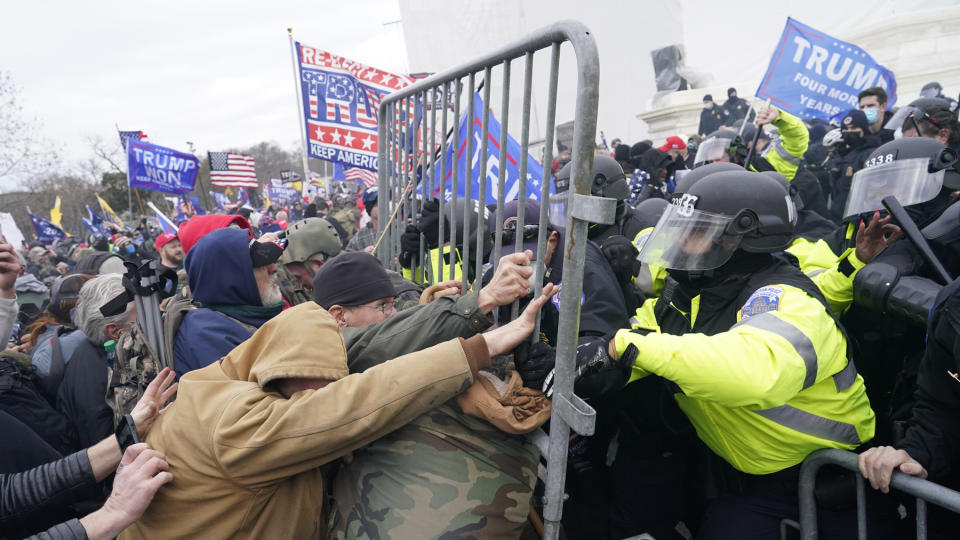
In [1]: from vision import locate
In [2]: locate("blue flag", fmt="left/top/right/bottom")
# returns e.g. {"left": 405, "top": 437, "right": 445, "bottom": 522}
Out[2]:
{"left": 187, "top": 196, "right": 206, "bottom": 215}
{"left": 86, "top": 205, "right": 113, "bottom": 237}
{"left": 155, "top": 210, "right": 178, "bottom": 234}
{"left": 431, "top": 93, "right": 548, "bottom": 205}
{"left": 757, "top": 17, "right": 897, "bottom": 122}
{"left": 210, "top": 191, "right": 230, "bottom": 211}
{"left": 27, "top": 212, "right": 67, "bottom": 244}
{"left": 82, "top": 218, "right": 107, "bottom": 240}
{"left": 127, "top": 139, "right": 200, "bottom": 194}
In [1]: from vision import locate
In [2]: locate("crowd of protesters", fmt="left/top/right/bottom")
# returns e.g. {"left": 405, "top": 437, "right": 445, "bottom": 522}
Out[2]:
{"left": 1, "top": 80, "right": 959, "bottom": 540}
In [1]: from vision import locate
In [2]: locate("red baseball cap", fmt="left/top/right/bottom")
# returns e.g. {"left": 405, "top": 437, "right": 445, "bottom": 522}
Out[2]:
{"left": 658, "top": 136, "right": 687, "bottom": 152}
{"left": 154, "top": 232, "right": 178, "bottom": 251}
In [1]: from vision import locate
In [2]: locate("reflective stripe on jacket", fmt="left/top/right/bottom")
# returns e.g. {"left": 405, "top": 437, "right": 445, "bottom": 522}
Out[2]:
{"left": 615, "top": 259, "right": 875, "bottom": 474}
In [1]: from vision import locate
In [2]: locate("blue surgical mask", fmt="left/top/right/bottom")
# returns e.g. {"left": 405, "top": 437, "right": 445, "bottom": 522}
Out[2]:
{"left": 862, "top": 109, "right": 879, "bottom": 124}
{"left": 125, "top": 244, "right": 136, "bottom": 254}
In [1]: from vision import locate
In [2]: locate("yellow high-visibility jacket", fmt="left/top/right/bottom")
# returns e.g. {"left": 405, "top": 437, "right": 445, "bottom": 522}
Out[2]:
{"left": 615, "top": 276, "right": 875, "bottom": 475}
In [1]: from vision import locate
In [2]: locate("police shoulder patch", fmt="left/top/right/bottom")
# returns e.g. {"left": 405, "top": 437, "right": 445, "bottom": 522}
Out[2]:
{"left": 551, "top": 281, "right": 585, "bottom": 310}
{"left": 740, "top": 285, "right": 784, "bottom": 319}
{"left": 634, "top": 230, "right": 652, "bottom": 252}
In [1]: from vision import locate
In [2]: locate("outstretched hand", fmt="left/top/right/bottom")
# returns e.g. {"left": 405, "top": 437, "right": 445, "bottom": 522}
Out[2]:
{"left": 483, "top": 283, "right": 557, "bottom": 357}
{"left": 130, "top": 367, "right": 178, "bottom": 439}
{"left": 856, "top": 211, "right": 904, "bottom": 263}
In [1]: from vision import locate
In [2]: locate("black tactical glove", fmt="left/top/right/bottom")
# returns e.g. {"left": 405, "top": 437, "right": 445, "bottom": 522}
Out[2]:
{"left": 398, "top": 225, "right": 421, "bottom": 269}
{"left": 418, "top": 198, "right": 442, "bottom": 248}
{"left": 600, "top": 235, "right": 641, "bottom": 287}
{"left": 513, "top": 340, "right": 556, "bottom": 391}
{"left": 541, "top": 336, "right": 638, "bottom": 400}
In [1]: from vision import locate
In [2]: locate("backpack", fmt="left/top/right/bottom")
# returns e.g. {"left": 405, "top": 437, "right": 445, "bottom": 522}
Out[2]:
{"left": 162, "top": 295, "right": 259, "bottom": 374}
{"left": 107, "top": 323, "right": 162, "bottom": 429}
{"left": 0, "top": 352, "right": 77, "bottom": 455}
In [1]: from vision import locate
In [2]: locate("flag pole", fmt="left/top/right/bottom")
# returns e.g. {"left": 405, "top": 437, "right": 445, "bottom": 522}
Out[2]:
{"left": 287, "top": 28, "right": 315, "bottom": 194}
{"left": 115, "top": 121, "right": 134, "bottom": 218}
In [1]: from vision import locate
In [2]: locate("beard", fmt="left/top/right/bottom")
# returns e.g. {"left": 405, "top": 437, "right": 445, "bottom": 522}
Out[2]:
{"left": 260, "top": 275, "right": 283, "bottom": 306}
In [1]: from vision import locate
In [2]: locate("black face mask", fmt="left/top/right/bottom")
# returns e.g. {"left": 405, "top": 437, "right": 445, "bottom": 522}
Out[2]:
{"left": 842, "top": 131, "right": 863, "bottom": 148}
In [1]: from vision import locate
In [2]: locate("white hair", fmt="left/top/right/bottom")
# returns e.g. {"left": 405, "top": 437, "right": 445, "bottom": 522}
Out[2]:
{"left": 74, "top": 273, "right": 130, "bottom": 345}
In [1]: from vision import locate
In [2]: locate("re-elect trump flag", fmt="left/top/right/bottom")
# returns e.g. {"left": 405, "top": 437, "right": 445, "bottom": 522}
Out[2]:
{"left": 295, "top": 42, "right": 414, "bottom": 171}
{"left": 432, "top": 93, "right": 547, "bottom": 205}
{"left": 127, "top": 140, "right": 200, "bottom": 194}
{"left": 756, "top": 17, "right": 897, "bottom": 122}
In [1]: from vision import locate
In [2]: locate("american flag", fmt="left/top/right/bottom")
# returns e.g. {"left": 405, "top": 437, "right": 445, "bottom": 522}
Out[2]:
{"left": 208, "top": 152, "right": 258, "bottom": 188}
{"left": 345, "top": 167, "right": 378, "bottom": 188}
{"left": 118, "top": 130, "right": 147, "bottom": 150}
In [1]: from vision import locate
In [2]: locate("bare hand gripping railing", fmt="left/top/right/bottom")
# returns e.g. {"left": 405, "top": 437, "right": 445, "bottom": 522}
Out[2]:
{"left": 796, "top": 448, "right": 960, "bottom": 540}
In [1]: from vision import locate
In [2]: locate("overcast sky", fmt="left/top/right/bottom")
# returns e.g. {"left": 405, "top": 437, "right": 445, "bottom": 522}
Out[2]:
{"left": 1, "top": 0, "right": 406, "bottom": 188}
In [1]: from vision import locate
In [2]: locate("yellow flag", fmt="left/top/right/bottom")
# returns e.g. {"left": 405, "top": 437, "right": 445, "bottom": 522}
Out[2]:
{"left": 97, "top": 195, "right": 125, "bottom": 228}
{"left": 50, "top": 196, "right": 63, "bottom": 228}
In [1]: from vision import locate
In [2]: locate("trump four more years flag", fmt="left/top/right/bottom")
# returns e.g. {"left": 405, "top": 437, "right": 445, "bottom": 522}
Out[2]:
{"left": 296, "top": 42, "right": 415, "bottom": 171}
{"left": 757, "top": 17, "right": 897, "bottom": 122}
{"left": 127, "top": 139, "right": 200, "bottom": 195}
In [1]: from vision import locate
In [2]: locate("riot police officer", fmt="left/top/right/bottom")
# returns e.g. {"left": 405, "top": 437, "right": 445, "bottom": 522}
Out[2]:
{"left": 525, "top": 169, "right": 877, "bottom": 538}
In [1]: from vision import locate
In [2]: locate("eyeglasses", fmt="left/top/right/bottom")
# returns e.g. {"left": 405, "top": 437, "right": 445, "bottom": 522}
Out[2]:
{"left": 354, "top": 301, "right": 396, "bottom": 315}
{"left": 493, "top": 223, "right": 540, "bottom": 244}
{"left": 907, "top": 110, "right": 942, "bottom": 133}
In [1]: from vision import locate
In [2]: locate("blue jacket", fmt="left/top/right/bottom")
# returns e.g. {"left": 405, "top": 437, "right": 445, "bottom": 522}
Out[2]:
{"left": 173, "top": 228, "right": 280, "bottom": 377}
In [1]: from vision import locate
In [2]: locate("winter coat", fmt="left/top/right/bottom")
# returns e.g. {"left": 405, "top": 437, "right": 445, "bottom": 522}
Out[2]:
{"left": 173, "top": 228, "right": 282, "bottom": 377}
{"left": 122, "top": 302, "right": 487, "bottom": 539}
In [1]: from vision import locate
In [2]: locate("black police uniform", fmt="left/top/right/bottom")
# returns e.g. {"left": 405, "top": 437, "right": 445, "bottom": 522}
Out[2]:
{"left": 827, "top": 133, "right": 882, "bottom": 221}
{"left": 699, "top": 106, "right": 727, "bottom": 136}
{"left": 722, "top": 96, "right": 753, "bottom": 124}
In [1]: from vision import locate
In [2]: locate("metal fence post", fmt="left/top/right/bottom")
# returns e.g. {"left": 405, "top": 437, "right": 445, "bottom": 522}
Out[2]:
{"left": 375, "top": 22, "right": 603, "bottom": 539}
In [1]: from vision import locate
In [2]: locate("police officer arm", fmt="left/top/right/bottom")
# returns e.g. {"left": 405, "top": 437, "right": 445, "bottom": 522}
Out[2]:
{"left": 766, "top": 107, "right": 809, "bottom": 159}
{"left": 611, "top": 285, "right": 846, "bottom": 409}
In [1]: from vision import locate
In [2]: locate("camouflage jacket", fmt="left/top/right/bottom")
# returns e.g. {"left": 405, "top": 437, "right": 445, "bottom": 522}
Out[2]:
{"left": 329, "top": 402, "right": 539, "bottom": 539}
{"left": 107, "top": 323, "right": 161, "bottom": 429}
{"left": 331, "top": 292, "right": 540, "bottom": 538}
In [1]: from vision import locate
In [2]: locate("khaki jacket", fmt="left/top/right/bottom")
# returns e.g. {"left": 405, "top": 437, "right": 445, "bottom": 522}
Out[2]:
{"left": 121, "top": 302, "right": 484, "bottom": 539}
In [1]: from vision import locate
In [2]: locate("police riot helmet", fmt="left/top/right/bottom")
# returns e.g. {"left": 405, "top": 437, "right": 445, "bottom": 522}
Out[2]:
{"left": 843, "top": 137, "right": 960, "bottom": 219}
{"left": 279, "top": 217, "right": 342, "bottom": 266}
{"left": 671, "top": 162, "right": 742, "bottom": 203}
{"left": 693, "top": 129, "right": 749, "bottom": 168}
{"left": 638, "top": 170, "right": 794, "bottom": 270}
{"left": 444, "top": 198, "right": 492, "bottom": 258}
{"left": 555, "top": 155, "right": 629, "bottom": 200}
{"left": 760, "top": 171, "right": 803, "bottom": 214}
{"left": 633, "top": 198, "right": 670, "bottom": 231}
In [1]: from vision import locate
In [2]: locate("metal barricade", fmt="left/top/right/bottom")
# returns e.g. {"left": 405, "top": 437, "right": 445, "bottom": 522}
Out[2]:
{"left": 796, "top": 448, "right": 960, "bottom": 540}
{"left": 375, "top": 20, "right": 605, "bottom": 539}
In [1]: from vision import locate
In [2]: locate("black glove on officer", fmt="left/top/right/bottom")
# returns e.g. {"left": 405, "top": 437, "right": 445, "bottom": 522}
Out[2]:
{"left": 418, "top": 198, "right": 443, "bottom": 248}
{"left": 600, "top": 235, "right": 641, "bottom": 287}
{"left": 398, "top": 225, "right": 421, "bottom": 269}
{"left": 527, "top": 336, "right": 638, "bottom": 400}
{"left": 514, "top": 340, "right": 556, "bottom": 391}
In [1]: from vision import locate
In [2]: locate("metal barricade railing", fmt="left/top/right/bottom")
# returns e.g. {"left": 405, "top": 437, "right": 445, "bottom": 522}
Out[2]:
{"left": 796, "top": 448, "right": 960, "bottom": 540}
{"left": 375, "top": 20, "right": 604, "bottom": 539}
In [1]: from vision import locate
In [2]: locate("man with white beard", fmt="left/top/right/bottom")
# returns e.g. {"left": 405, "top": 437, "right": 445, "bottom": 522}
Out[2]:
{"left": 171, "top": 228, "right": 288, "bottom": 378}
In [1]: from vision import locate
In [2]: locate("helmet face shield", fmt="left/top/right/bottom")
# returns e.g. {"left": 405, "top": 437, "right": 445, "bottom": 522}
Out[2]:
{"left": 693, "top": 137, "right": 731, "bottom": 167}
{"left": 638, "top": 204, "right": 744, "bottom": 271}
{"left": 843, "top": 158, "right": 945, "bottom": 218}
{"left": 883, "top": 106, "right": 920, "bottom": 131}
{"left": 548, "top": 190, "right": 569, "bottom": 230}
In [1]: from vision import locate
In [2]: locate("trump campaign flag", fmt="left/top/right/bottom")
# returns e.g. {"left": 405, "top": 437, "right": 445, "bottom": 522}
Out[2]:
{"left": 27, "top": 210, "right": 67, "bottom": 244}
{"left": 756, "top": 17, "right": 897, "bottom": 122}
{"left": 295, "top": 42, "right": 414, "bottom": 171}
{"left": 147, "top": 202, "right": 179, "bottom": 234}
{"left": 127, "top": 139, "right": 200, "bottom": 194}
{"left": 432, "top": 93, "right": 547, "bottom": 205}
